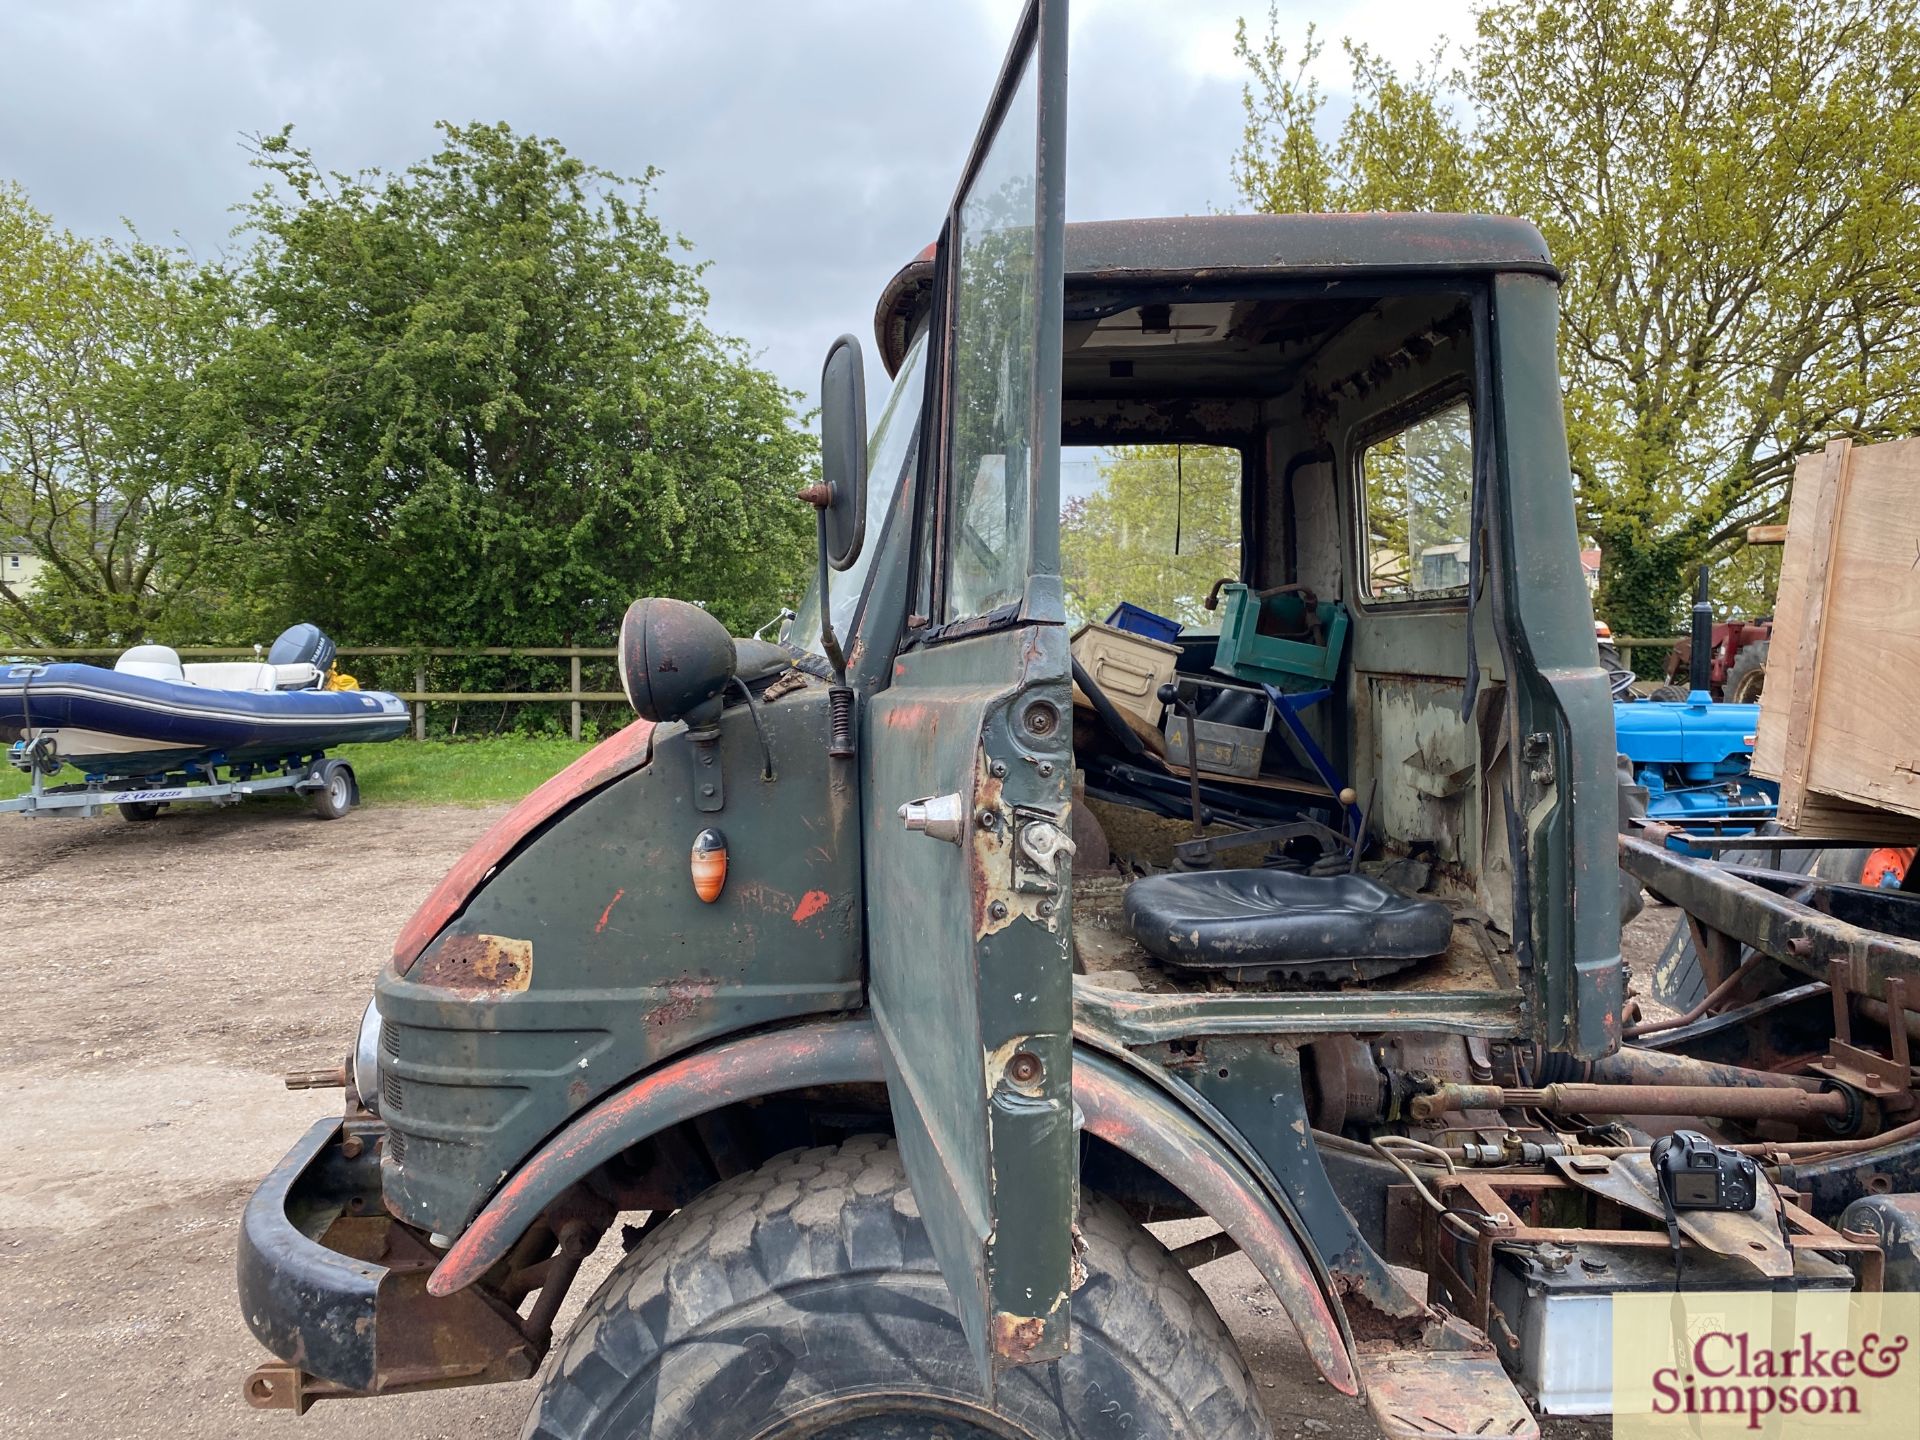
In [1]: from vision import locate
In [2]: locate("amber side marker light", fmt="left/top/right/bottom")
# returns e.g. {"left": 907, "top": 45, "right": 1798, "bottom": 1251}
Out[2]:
{"left": 691, "top": 827, "right": 728, "bottom": 902}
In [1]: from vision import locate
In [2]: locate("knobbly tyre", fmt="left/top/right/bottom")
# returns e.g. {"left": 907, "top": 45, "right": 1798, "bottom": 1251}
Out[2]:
{"left": 236, "top": 3, "right": 1920, "bottom": 1434}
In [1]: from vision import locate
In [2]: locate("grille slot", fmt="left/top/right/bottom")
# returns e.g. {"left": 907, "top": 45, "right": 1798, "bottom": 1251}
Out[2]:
{"left": 382, "top": 1070, "right": 403, "bottom": 1112}
{"left": 387, "top": 1128, "right": 406, "bottom": 1164}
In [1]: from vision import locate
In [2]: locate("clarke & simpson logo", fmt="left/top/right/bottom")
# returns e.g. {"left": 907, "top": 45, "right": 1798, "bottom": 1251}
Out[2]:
{"left": 1614, "top": 1293, "right": 1920, "bottom": 1439}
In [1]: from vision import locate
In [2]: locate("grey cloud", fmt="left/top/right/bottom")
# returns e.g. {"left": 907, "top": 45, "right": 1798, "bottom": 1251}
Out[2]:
{"left": 1, "top": 0, "right": 1248, "bottom": 406}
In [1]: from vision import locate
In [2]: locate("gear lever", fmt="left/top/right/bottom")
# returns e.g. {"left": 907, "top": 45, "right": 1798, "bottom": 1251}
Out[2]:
{"left": 1157, "top": 683, "right": 1208, "bottom": 842}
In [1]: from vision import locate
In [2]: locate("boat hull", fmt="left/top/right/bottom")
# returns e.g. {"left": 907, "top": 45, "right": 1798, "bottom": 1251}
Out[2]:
{"left": 1, "top": 663, "right": 410, "bottom": 777}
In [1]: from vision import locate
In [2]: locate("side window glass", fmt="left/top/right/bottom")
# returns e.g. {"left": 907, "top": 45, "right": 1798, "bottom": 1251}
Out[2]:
{"left": 944, "top": 60, "right": 1039, "bottom": 621}
{"left": 1060, "top": 445, "right": 1241, "bottom": 632}
{"left": 1360, "top": 397, "right": 1474, "bottom": 604}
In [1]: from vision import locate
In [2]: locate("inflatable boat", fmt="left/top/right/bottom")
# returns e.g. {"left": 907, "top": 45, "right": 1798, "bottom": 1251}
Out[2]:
{"left": 1, "top": 624, "right": 409, "bottom": 779}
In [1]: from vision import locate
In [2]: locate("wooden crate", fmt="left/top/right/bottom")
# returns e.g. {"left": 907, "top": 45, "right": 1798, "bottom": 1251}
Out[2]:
{"left": 1751, "top": 437, "right": 1920, "bottom": 839}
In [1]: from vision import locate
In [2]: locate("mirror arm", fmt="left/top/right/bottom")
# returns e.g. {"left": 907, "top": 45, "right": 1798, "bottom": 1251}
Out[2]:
{"left": 812, "top": 509, "right": 848, "bottom": 687}
{"left": 810, "top": 507, "right": 857, "bottom": 763}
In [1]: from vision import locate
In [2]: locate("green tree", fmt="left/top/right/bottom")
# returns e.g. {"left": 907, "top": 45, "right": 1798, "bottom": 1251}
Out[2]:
{"left": 215, "top": 122, "right": 815, "bottom": 647}
{"left": 1060, "top": 445, "right": 1241, "bottom": 627}
{"left": 0, "top": 184, "right": 243, "bottom": 647}
{"left": 1231, "top": 0, "right": 1920, "bottom": 640}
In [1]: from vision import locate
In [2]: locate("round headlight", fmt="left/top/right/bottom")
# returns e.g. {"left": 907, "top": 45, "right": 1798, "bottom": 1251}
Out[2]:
{"left": 618, "top": 597, "right": 735, "bottom": 725}
{"left": 353, "top": 998, "right": 383, "bottom": 1116}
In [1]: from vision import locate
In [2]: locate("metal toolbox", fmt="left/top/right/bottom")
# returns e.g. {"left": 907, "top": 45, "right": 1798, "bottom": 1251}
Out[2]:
{"left": 1071, "top": 622, "right": 1181, "bottom": 729}
{"left": 1162, "top": 678, "right": 1272, "bottom": 778}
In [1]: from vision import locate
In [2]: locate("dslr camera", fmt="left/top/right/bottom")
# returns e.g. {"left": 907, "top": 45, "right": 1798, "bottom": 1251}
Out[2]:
{"left": 1652, "top": 1129, "right": 1758, "bottom": 1212}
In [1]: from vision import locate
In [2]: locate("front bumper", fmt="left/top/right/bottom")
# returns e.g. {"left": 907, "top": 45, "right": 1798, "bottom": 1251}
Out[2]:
{"left": 237, "top": 1116, "right": 539, "bottom": 1413}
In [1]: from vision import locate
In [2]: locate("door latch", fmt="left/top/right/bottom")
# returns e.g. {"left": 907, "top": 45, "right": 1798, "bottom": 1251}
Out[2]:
{"left": 899, "top": 792, "right": 966, "bottom": 845}
{"left": 1012, "top": 806, "right": 1076, "bottom": 894}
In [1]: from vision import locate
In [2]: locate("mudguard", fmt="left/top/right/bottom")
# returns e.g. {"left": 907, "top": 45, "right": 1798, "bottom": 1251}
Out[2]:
{"left": 424, "top": 1019, "right": 1357, "bottom": 1394}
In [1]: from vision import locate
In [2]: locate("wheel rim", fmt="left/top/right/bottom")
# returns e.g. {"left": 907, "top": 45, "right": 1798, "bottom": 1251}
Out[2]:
{"left": 328, "top": 774, "right": 348, "bottom": 809}
{"left": 749, "top": 1393, "right": 1038, "bottom": 1440}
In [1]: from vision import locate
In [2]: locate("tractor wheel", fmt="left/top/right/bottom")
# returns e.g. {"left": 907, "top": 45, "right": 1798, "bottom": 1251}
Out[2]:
{"left": 1725, "top": 639, "right": 1769, "bottom": 705}
{"left": 1648, "top": 684, "right": 1688, "bottom": 703}
{"left": 524, "top": 1139, "right": 1271, "bottom": 1440}
{"left": 306, "top": 762, "right": 355, "bottom": 820}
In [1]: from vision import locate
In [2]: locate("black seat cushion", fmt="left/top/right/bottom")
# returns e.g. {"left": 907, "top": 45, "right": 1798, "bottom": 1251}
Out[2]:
{"left": 1123, "top": 868, "right": 1454, "bottom": 975}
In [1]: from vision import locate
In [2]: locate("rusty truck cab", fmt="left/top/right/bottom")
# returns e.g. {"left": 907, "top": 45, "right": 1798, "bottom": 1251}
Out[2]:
{"left": 238, "top": 204, "right": 1641, "bottom": 1436}
{"left": 253, "top": 9, "right": 1917, "bottom": 1435}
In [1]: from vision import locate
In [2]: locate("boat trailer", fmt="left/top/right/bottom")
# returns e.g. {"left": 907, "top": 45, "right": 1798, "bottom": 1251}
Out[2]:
{"left": 3, "top": 741, "right": 359, "bottom": 821}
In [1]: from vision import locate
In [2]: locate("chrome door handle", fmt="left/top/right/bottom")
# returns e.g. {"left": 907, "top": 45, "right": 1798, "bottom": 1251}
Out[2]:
{"left": 898, "top": 792, "right": 966, "bottom": 844}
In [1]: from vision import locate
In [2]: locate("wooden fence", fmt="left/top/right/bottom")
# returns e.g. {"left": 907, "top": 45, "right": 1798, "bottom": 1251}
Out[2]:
{"left": 1611, "top": 636, "right": 1687, "bottom": 673}
{"left": 21, "top": 645, "right": 623, "bottom": 742}
{"left": 18, "top": 633, "right": 1693, "bottom": 742}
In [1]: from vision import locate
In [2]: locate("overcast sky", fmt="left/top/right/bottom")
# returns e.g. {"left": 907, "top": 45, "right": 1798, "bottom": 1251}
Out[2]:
{"left": 0, "top": 0, "right": 1474, "bottom": 409}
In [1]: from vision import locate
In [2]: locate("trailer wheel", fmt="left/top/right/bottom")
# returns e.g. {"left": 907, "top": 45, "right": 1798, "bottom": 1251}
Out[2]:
{"left": 117, "top": 799, "right": 163, "bottom": 822}
{"left": 307, "top": 762, "right": 354, "bottom": 820}
{"left": 524, "top": 1139, "right": 1270, "bottom": 1440}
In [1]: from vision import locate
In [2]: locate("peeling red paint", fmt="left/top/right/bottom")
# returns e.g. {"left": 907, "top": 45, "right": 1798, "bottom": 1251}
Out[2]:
{"left": 595, "top": 888, "right": 626, "bottom": 934}
{"left": 791, "top": 890, "right": 830, "bottom": 924}
{"left": 1076, "top": 1063, "right": 1358, "bottom": 1396}
{"left": 393, "top": 719, "right": 655, "bottom": 971}
{"left": 429, "top": 1022, "right": 886, "bottom": 1297}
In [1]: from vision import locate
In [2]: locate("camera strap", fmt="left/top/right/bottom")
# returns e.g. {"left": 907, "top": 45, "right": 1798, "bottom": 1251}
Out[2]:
{"left": 1658, "top": 1173, "right": 1686, "bottom": 1292}
{"left": 1651, "top": 1135, "right": 1686, "bottom": 1291}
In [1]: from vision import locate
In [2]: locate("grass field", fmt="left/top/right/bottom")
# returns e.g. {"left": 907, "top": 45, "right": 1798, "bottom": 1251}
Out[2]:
{"left": 0, "top": 736, "right": 594, "bottom": 807}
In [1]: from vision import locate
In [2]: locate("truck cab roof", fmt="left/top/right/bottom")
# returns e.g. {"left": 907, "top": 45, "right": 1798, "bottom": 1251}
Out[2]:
{"left": 876, "top": 212, "right": 1557, "bottom": 374}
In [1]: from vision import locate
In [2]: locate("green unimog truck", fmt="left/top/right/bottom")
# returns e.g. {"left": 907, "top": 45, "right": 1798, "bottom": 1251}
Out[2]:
{"left": 237, "top": 4, "right": 1920, "bottom": 1435}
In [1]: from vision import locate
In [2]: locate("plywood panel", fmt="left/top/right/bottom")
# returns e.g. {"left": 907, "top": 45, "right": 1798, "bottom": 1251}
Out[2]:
{"left": 1800, "top": 438, "right": 1920, "bottom": 815}
{"left": 1751, "top": 449, "right": 1826, "bottom": 780}
{"left": 1753, "top": 436, "right": 1920, "bottom": 830}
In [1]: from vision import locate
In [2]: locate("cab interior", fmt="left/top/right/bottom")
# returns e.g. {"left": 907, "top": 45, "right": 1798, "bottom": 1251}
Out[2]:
{"left": 1027, "top": 277, "right": 1521, "bottom": 1016}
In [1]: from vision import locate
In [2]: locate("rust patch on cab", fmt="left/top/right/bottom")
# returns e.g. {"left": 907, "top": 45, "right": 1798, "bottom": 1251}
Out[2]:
{"left": 991, "top": 1310, "right": 1047, "bottom": 1363}
{"left": 647, "top": 972, "right": 716, "bottom": 1030}
{"left": 416, "top": 933, "right": 533, "bottom": 994}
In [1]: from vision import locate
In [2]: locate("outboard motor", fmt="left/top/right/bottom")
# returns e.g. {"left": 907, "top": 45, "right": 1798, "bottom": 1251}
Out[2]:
{"left": 267, "top": 624, "right": 337, "bottom": 690}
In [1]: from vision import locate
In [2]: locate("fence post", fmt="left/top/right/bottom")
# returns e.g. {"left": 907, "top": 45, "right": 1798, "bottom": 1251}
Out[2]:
{"left": 413, "top": 664, "right": 426, "bottom": 742}
{"left": 569, "top": 653, "right": 582, "bottom": 743}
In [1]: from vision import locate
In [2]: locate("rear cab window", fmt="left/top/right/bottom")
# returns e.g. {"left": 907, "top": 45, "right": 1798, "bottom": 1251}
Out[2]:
{"left": 1060, "top": 444, "right": 1242, "bottom": 631}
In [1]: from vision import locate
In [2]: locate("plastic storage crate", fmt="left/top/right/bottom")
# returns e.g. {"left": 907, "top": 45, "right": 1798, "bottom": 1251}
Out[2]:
{"left": 1209, "top": 583, "right": 1348, "bottom": 687}
{"left": 1103, "top": 601, "right": 1183, "bottom": 644}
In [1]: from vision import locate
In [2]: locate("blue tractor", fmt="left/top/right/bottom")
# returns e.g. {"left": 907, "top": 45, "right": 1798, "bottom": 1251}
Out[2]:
{"left": 1608, "top": 568, "right": 1777, "bottom": 854}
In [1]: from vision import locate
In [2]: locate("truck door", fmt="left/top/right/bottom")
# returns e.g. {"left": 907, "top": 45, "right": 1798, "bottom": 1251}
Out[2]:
{"left": 861, "top": 0, "right": 1075, "bottom": 1388}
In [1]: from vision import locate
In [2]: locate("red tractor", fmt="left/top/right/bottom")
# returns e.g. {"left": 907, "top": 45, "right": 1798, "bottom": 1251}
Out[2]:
{"left": 1657, "top": 616, "right": 1771, "bottom": 702}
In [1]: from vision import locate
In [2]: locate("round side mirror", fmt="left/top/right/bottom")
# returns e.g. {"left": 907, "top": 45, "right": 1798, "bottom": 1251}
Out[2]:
{"left": 618, "top": 598, "right": 736, "bottom": 727}
{"left": 813, "top": 334, "right": 869, "bottom": 572}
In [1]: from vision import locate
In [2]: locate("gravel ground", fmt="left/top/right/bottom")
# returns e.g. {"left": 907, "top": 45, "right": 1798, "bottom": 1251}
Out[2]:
{"left": 0, "top": 802, "right": 1656, "bottom": 1438}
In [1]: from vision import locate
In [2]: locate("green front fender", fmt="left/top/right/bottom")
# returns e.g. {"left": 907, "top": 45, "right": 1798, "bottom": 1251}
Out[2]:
{"left": 423, "top": 1021, "right": 1358, "bottom": 1395}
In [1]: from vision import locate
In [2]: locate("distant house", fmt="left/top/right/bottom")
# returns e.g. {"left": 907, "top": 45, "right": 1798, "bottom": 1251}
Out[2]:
{"left": 1580, "top": 547, "right": 1602, "bottom": 594}
{"left": 1, "top": 541, "right": 44, "bottom": 596}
